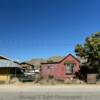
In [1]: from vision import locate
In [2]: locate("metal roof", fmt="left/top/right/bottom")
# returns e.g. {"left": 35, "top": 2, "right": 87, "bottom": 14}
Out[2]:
{"left": 0, "top": 60, "right": 21, "bottom": 68}
{"left": 0, "top": 56, "right": 10, "bottom": 60}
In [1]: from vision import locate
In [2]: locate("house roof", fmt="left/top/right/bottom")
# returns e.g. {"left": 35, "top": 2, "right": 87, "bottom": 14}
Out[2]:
{"left": 0, "top": 56, "right": 10, "bottom": 60}
{"left": 41, "top": 54, "right": 80, "bottom": 64}
{"left": 20, "top": 62, "right": 34, "bottom": 67}
{"left": 0, "top": 59, "right": 21, "bottom": 68}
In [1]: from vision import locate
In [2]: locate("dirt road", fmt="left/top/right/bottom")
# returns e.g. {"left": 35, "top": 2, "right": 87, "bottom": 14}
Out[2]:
{"left": 0, "top": 85, "right": 100, "bottom": 100}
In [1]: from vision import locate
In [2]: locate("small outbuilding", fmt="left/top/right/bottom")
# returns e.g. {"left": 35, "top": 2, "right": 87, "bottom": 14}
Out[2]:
{"left": 0, "top": 56, "right": 22, "bottom": 83}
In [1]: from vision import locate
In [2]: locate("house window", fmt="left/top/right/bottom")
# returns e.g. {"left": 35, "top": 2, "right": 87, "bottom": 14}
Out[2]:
{"left": 48, "top": 66, "right": 50, "bottom": 69}
{"left": 65, "top": 63, "right": 74, "bottom": 74}
{"left": 31, "top": 66, "right": 34, "bottom": 69}
{"left": 48, "top": 66, "right": 54, "bottom": 69}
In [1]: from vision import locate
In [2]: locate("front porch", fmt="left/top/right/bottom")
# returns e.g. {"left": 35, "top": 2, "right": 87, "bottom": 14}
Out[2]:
{"left": 0, "top": 67, "right": 22, "bottom": 83}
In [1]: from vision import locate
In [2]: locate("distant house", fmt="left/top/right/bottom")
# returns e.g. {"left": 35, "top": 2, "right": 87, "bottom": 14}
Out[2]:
{"left": 0, "top": 56, "right": 22, "bottom": 83}
{"left": 20, "top": 62, "right": 35, "bottom": 72}
{"left": 40, "top": 54, "right": 80, "bottom": 80}
{"left": 20, "top": 62, "right": 39, "bottom": 75}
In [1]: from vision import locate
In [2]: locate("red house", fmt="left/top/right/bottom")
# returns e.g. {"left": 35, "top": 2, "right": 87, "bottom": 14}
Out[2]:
{"left": 41, "top": 54, "right": 80, "bottom": 80}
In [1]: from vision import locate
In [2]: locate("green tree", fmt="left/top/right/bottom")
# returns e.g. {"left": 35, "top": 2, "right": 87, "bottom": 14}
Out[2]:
{"left": 75, "top": 32, "right": 100, "bottom": 75}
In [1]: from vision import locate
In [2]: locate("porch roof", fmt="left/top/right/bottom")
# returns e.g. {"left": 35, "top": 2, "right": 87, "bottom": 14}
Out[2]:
{"left": 0, "top": 60, "right": 21, "bottom": 68}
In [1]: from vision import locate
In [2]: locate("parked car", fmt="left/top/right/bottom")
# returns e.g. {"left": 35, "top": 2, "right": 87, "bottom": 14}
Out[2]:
{"left": 19, "top": 72, "right": 35, "bottom": 82}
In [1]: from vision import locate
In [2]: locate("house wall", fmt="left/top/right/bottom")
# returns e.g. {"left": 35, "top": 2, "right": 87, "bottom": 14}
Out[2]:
{"left": 0, "top": 68, "right": 15, "bottom": 82}
{"left": 41, "top": 63, "right": 58, "bottom": 78}
{"left": 41, "top": 55, "right": 80, "bottom": 80}
{"left": 0, "top": 68, "right": 10, "bottom": 82}
{"left": 57, "top": 55, "right": 80, "bottom": 79}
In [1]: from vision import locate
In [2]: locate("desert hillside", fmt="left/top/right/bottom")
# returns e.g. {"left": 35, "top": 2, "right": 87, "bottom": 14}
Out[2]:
{"left": 27, "top": 56, "right": 63, "bottom": 69}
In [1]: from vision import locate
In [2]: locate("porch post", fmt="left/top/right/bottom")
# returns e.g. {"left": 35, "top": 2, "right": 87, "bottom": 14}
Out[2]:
{"left": 15, "top": 68, "right": 16, "bottom": 77}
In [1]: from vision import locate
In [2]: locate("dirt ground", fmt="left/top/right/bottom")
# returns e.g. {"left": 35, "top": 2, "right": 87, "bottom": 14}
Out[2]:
{"left": 0, "top": 84, "right": 100, "bottom": 100}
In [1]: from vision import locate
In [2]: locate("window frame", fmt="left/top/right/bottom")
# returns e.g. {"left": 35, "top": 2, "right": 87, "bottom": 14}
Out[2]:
{"left": 65, "top": 62, "right": 74, "bottom": 74}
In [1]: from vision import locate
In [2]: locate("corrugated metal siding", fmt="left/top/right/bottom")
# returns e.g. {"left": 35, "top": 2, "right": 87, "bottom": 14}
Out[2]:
{"left": 0, "top": 60, "right": 21, "bottom": 68}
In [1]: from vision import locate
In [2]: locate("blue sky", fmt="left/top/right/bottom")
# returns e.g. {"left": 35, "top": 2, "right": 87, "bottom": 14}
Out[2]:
{"left": 0, "top": 0, "right": 100, "bottom": 61}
